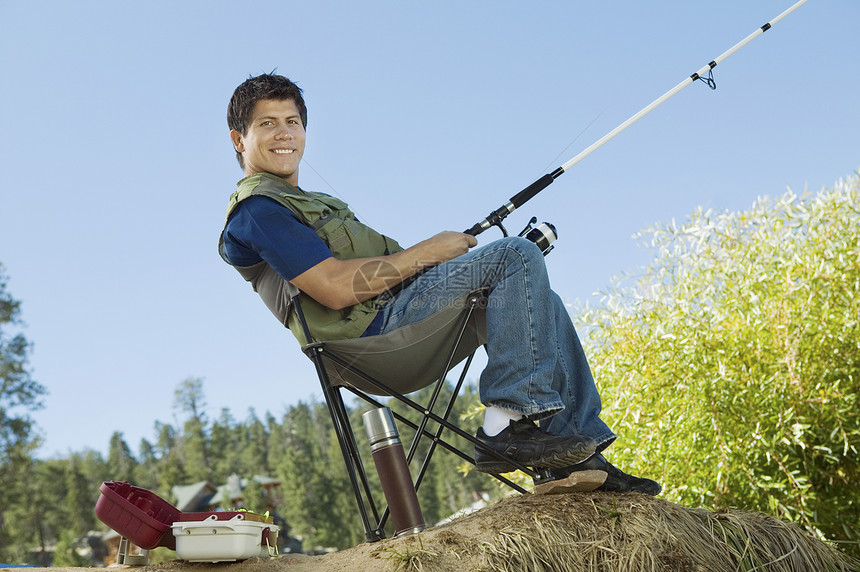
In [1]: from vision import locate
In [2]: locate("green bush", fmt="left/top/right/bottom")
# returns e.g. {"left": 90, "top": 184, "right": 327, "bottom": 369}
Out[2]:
{"left": 579, "top": 172, "right": 860, "bottom": 557}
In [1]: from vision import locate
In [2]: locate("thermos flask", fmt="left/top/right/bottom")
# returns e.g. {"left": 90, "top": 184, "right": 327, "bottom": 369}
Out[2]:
{"left": 362, "top": 407, "right": 426, "bottom": 536}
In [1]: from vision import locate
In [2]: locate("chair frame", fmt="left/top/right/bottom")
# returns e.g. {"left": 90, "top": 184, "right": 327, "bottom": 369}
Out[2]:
{"left": 293, "top": 288, "right": 541, "bottom": 542}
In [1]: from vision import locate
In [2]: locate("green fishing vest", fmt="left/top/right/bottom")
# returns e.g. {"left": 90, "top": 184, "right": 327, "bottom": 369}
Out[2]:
{"left": 220, "top": 172, "right": 403, "bottom": 342}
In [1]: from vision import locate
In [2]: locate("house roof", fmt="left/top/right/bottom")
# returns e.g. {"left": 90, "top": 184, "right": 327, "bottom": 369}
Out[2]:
{"left": 171, "top": 475, "right": 281, "bottom": 512}
{"left": 171, "top": 481, "right": 217, "bottom": 512}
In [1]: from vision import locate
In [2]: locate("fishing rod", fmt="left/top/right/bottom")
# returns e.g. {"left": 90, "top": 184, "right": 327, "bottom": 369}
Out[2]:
{"left": 380, "top": 0, "right": 810, "bottom": 301}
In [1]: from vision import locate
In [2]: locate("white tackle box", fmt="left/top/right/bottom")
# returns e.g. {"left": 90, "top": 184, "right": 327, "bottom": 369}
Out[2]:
{"left": 171, "top": 512, "right": 279, "bottom": 562}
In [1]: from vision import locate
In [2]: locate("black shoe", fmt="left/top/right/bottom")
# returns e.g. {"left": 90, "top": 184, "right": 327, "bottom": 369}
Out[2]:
{"left": 536, "top": 454, "right": 662, "bottom": 495}
{"left": 474, "top": 419, "right": 597, "bottom": 474}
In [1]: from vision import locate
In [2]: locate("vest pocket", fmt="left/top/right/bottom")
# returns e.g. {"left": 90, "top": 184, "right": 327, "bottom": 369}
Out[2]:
{"left": 326, "top": 224, "right": 351, "bottom": 253}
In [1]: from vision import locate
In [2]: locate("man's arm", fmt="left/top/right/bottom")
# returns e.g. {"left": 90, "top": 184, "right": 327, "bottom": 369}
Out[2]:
{"left": 291, "top": 231, "right": 477, "bottom": 310}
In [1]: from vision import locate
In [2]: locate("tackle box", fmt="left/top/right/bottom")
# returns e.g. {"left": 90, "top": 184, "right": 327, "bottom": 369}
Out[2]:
{"left": 95, "top": 481, "right": 279, "bottom": 561}
{"left": 172, "top": 512, "right": 279, "bottom": 562}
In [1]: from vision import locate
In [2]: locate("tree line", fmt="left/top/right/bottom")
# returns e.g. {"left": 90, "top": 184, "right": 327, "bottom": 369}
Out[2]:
{"left": 1, "top": 368, "right": 493, "bottom": 564}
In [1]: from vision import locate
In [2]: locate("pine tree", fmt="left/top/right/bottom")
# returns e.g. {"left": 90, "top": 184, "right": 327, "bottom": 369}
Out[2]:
{"left": 107, "top": 431, "right": 138, "bottom": 482}
{"left": 63, "top": 454, "right": 96, "bottom": 535}
{"left": 133, "top": 438, "right": 160, "bottom": 490}
{"left": 238, "top": 408, "right": 269, "bottom": 474}
{"left": 174, "top": 377, "right": 212, "bottom": 481}
{"left": 209, "top": 408, "right": 240, "bottom": 481}
{"left": 0, "top": 265, "right": 47, "bottom": 563}
{"left": 154, "top": 421, "right": 186, "bottom": 499}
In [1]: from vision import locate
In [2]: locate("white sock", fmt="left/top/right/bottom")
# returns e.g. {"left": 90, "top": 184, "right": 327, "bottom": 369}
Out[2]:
{"left": 483, "top": 406, "right": 524, "bottom": 436}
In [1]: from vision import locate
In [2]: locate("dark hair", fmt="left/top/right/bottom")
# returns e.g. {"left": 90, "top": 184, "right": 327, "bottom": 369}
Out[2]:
{"left": 227, "top": 73, "right": 308, "bottom": 168}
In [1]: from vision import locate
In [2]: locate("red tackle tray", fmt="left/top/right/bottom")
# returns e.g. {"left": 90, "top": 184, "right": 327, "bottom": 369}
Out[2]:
{"left": 94, "top": 481, "right": 181, "bottom": 550}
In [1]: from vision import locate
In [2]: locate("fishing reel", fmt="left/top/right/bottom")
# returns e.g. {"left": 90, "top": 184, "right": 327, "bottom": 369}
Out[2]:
{"left": 491, "top": 216, "right": 557, "bottom": 256}
{"left": 518, "top": 217, "right": 557, "bottom": 256}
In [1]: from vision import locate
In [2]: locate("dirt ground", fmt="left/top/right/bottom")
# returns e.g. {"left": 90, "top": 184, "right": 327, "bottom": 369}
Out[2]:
{"left": 11, "top": 492, "right": 858, "bottom": 572}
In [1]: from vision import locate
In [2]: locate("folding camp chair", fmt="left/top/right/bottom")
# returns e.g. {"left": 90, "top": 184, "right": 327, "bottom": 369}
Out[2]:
{"left": 291, "top": 286, "right": 547, "bottom": 542}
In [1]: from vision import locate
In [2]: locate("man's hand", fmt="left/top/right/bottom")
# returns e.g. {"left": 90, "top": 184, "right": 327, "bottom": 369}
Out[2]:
{"left": 412, "top": 231, "right": 478, "bottom": 266}
{"left": 291, "top": 231, "right": 477, "bottom": 310}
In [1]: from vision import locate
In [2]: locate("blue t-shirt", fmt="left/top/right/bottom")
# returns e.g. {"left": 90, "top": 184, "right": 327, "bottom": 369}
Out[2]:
{"left": 221, "top": 195, "right": 333, "bottom": 280}
{"left": 222, "top": 194, "right": 384, "bottom": 336}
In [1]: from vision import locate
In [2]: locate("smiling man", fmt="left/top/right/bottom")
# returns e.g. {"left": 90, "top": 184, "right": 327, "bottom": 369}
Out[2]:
{"left": 229, "top": 98, "right": 305, "bottom": 184}
{"left": 219, "top": 73, "right": 661, "bottom": 495}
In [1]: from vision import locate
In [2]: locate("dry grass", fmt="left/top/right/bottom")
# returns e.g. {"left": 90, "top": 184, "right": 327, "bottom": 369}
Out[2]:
{"left": 394, "top": 493, "right": 859, "bottom": 572}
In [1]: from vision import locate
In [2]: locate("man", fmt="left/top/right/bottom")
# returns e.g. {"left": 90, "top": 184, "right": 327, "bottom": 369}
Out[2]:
{"left": 220, "top": 73, "right": 660, "bottom": 495}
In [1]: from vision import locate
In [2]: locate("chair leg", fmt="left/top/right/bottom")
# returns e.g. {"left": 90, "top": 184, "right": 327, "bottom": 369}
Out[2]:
{"left": 310, "top": 348, "right": 385, "bottom": 542}
{"left": 404, "top": 301, "right": 478, "bottom": 468}
{"left": 295, "top": 301, "right": 385, "bottom": 540}
{"left": 406, "top": 352, "right": 476, "bottom": 486}
{"left": 333, "top": 386, "right": 387, "bottom": 539}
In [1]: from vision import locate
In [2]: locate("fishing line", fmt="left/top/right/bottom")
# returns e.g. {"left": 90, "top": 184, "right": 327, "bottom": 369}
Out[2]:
{"left": 379, "top": 0, "right": 810, "bottom": 301}
{"left": 541, "top": 110, "right": 606, "bottom": 175}
{"left": 465, "top": 0, "right": 810, "bottom": 238}
{"left": 302, "top": 158, "right": 376, "bottom": 229}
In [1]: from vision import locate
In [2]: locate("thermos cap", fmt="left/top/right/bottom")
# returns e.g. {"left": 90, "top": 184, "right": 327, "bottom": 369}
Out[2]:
{"left": 363, "top": 407, "right": 399, "bottom": 445}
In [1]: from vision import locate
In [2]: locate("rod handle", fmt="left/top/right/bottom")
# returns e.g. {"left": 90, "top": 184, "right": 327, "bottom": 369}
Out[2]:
{"left": 510, "top": 171, "right": 560, "bottom": 208}
{"left": 465, "top": 168, "right": 562, "bottom": 236}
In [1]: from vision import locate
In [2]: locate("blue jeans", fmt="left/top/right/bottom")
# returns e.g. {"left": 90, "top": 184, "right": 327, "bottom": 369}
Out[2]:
{"left": 378, "top": 236, "right": 616, "bottom": 450}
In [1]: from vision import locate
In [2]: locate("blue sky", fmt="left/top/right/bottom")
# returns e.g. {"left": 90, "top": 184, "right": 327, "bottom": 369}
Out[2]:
{"left": 1, "top": 1, "right": 857, "bottom": 460}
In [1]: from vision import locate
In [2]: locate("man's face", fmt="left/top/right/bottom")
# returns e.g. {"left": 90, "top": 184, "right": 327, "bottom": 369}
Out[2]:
{"left": 231, "top": 98, "right": 306, "bottom": 184}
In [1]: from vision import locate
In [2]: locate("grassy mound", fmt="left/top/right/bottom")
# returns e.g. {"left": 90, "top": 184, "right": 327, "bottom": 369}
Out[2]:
{"left": 345, "top": 492, "right": 858, "bottom": 571}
